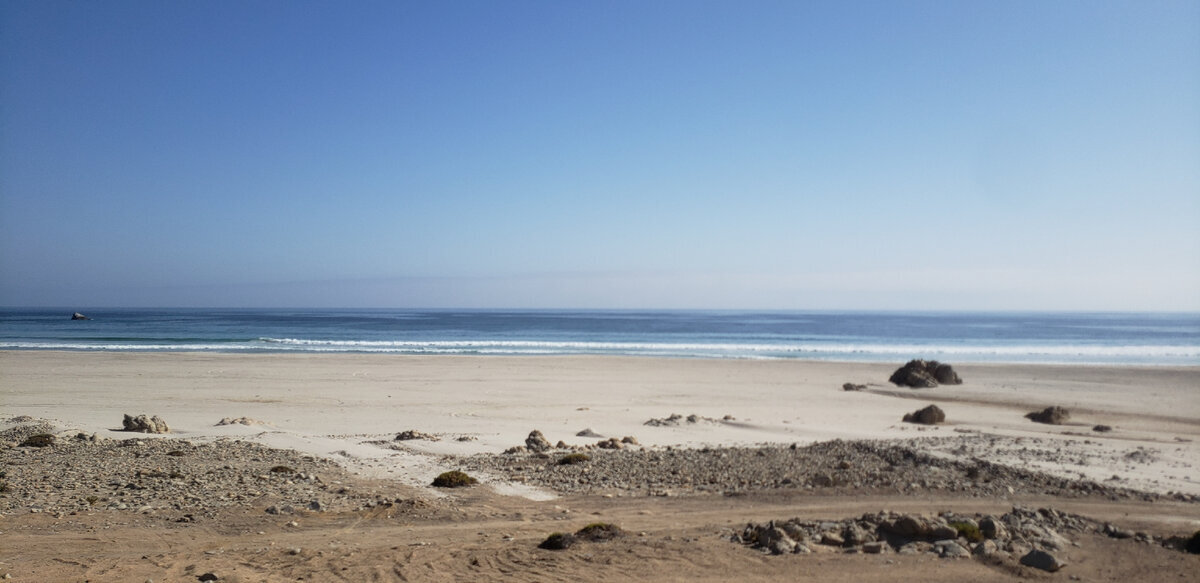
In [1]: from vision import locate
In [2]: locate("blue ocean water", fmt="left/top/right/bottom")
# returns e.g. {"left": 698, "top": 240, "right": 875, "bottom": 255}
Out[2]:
{"left": 0, "top": 309, "right": 1197, "bottom": 365}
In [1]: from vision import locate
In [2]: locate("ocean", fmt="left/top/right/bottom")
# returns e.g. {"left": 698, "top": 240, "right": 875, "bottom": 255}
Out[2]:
{"left": 0, "top": 309, "right": 1197, "bottom": 366}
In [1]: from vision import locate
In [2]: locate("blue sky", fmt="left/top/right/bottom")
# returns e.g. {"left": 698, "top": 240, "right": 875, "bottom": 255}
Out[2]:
{"left": 1, "top": 1, "right": 1197, "bottom": 310}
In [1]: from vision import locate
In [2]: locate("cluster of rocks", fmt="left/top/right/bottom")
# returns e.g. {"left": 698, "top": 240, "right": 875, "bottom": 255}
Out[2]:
{"left": 462, "top": 437, "right": 1171, "bottom": 501}
{"left": 1, "top": 418, "right": 384, "bottom": 519}
{"left": 215, "top": 417, "right": 271, "bottom": 427}
{"left": 502, "top": 430, "right": 641, "bottom": 454}
{"left": 123, "top": 413, "right": 170, "bottom": 434}
{"left": 737, "top": 506, "right": 1195, "bottom": 570}
{"left": 1026, "top": 406, "right": 1070, "bottom": 425}
{"left": 395, "top": 429, "right": 440, "bottom": 441}
{"left": 889, "top": 360, "right": 962, "bottom": 388}
{"left": 644, "top": 413, "right": 730, "bottom": 427}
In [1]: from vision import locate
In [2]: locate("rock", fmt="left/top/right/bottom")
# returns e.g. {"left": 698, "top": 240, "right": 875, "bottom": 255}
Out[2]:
{"left": 972, "top": 539, "right": 999, "bottom": 557}
{"left": 1092, "top": 424, "right": 1113, "bottom": 432}
{"left": 395, "top": 429, "right": 438, "bottom": 441}
{"left": 525, "top": 430, "right": 552, "bottom": 452}
{"left": 842, "top": 524, "right": 872, "bottom": 546}
{"left": 575, "top": 428, "right": 602, "bottom": 437}
{"left": 123, "top": 414, "right": 170, "bottom": 434}
{"left": 1026, "top": 406, "right": 1070, "bottom": 425}
{"left": 1019, "top": 548, "right": 1066, "bottom": 572}
{"left": 862, "top": 541, "right": 886, "bottom": 554}
{"left": 936, "top": 540, "right": 970, "bottom": 558}
{"left": 216, "top": 417, "right": 270, "bottom": 427}
{"left": 71, "top": 312, "right": 90, "bottom": 320}
{"left": 842, "top": 383, "right": 867, "bottom": 391}
{"left": 1103, "top": 523, "right": 1134, "bottom": 539}
{"left": 596, "top": 437, "right": 624, "bottom": 450}
{"left": 902, "top": 405, "right": 945, "bottom": 425}
{"left": 979, "top": 516, "right": 1008, "bottom": 540}
{"left": 197, "top": 573, "right": 219, "bottom": 582}
{"left": 621, "top": 436, "right": 640, "bottom": 445}
{"left": 933, "top": 363, "right": 961, "bottom": 385}
{"left": 889, "top": 360, "right": 940, "bottom": 388}
{"left": 930, "top": 524, "right": 959, "bottom": 541}
{"left": 820, "top": 532, "right": 844, "bottom": 546}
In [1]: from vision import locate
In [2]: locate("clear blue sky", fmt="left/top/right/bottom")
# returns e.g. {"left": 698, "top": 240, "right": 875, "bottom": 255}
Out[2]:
{"left": 2, "top": 1, "right": 1197, "bottom": 310}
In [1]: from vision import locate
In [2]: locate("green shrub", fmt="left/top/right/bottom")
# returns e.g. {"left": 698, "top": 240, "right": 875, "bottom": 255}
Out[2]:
{"left": 558, "top": 453, "right": 591, "bottom": 465}
{"left": 949, "top": 521, "right": 983, "bottom": 543}
{"left": 20, "top": 434, "right": 55, "bottom": 448}
{"left": 575, "top": 522, "right": 624, "bottom": 542}
{"left": 432, "top": 470, "right": 477, "bottom": 488}
{"left": 538, "top": 532, "right": 576, "bottom": 550}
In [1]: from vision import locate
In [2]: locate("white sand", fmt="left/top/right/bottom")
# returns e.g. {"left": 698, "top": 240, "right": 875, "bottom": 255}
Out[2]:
{"left": 2, "top": 351, "right": 1198, "bottom": 495}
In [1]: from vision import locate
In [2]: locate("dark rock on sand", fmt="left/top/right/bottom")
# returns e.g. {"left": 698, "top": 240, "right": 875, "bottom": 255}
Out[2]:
{"left": 71, "top": 312, "right": 90, "bottom": 320}
{"left": 842, "top": 383, "right": 867, "bottom": 391}
{"left": 1092, "top": 424, "right": 1113, "bottom": 433}
{"left": 1019, "top": 548, "right": 1066, "bottom": 572}
{"left": 902, "top": 405, "right": 945, "bottom": 425}
{"left": 932, "top": 363, "right": 962, "bottom": 385}
{"left": 525, "top": 430, "right": 553, "bottom": 452}
{"left": 889, "top": 360, "right": 962, "bottom": 388}
{"left": 576, "top": 428, "right": 603, "bottom": 437}
{"left": 122, "top": 414, "right": 170, "bottom": 434}
{"left": 395, "top": 430, "right": 439, "bottom": 441}
{"left": 1026, "top": 406, "right": 1070, "bottom": 425}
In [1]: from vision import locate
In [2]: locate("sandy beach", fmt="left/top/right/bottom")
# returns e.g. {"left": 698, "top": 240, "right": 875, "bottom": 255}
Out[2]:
{"left": 2, "top": 351, "right": 1199, "bottom": 581}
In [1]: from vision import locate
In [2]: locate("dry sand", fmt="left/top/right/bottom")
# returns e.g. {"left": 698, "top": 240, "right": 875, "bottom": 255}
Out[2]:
{"left": 2, "top": 351, "right": 1198, "bottom": 581}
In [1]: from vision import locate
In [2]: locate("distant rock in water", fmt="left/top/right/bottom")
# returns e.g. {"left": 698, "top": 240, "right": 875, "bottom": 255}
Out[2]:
{"left": 1026, "top": 406, "right": 1070, "bottom": 425}
{"left": 123, "top": 414, "right": 170, "bottom": 434}
{"left": 889, "top": 360, "right": 962, "bottom": 388}
{"left": 71, "top": 312, "right": 90, "bottom": 320}
{"left": 902, "top": 404, "right": 946, "bottom": 425}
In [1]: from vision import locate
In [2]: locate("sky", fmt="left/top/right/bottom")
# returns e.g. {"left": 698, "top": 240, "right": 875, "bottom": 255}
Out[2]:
{"left": 1, "top": 1, "right": 1197, "bottom": 310}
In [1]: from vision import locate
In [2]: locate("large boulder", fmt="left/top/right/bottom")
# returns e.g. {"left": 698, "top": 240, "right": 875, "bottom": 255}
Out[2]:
{"left": 123, "top": 414, "right": 170, "bottom": 434}
{"left": 889, "top": 360, "right": 961, "bottom": 388}
{"left": 902, "top": 404, "right": 946, "bottom": 425}
{"left": 1026, "top": 406, "right": 1070, "bottom": 425}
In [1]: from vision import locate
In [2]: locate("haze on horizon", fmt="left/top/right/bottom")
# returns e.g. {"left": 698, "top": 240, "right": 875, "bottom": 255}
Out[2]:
{"left": 1, "top": 1, "right": 1197, "bottom": 311}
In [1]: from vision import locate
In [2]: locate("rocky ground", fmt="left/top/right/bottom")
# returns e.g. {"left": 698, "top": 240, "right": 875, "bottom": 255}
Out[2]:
{"left": 4, "top": 416, "right": 1199, "bottom": 581}
{"left": 457, "top": 436, "right": 1196, "bottom": 503}
{"left": 0, "top": 418, "right": 411, "bottom": 520}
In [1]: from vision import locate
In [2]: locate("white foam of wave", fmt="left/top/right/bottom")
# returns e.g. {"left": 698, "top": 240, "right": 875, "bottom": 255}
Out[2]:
{"left": 256, "top": 338, "right": 1200, "bottom": 358}
{"left": 3, "top": 339, "right": 1197, "bottom": 363}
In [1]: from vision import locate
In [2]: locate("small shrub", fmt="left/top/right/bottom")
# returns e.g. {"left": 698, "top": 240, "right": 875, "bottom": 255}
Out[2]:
{"left": 85, "top": 495, "right": 99, "bottom": 505}
{"left": 269, "top": 465, "right": 295, "bottom": 474}
{"left": 575, "top": 522, "right": 624, "bottom": 542}
{"left": 538, "top": 532, "right": 576, "bottom": 550}
{"left": 950, "top": 521, "right": 984, "bottom": 543}
{"left": 558, "top": 453, "right": 591, "bottom": 465}
{"left": 432, "top": 470, "right": 477, "bottom": 488}
{"left": 0, "top": 481, "right": 9, "bottom": 494}
{"left": 20, "top": 434, "right": 55, "bottom": 448}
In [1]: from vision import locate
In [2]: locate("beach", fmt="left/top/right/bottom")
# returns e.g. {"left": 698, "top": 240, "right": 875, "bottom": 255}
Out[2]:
{"left": 2, "top": 351, "right": 1199, "bottom": 581}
